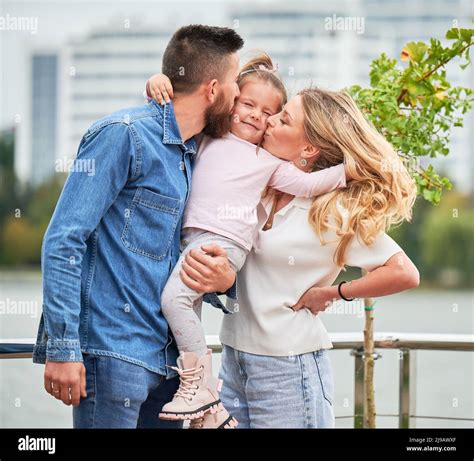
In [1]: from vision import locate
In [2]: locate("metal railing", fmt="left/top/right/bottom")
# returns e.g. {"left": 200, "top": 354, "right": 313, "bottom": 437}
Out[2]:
{"left": 1, "top": 332, "right": 473, "bottom": 428}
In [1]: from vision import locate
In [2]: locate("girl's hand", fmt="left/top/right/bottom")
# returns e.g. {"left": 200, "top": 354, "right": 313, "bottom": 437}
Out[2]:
{"left": 291, "top": 286, "right": 335, "bottom": 315}
{"left": 180, "top": 243, "right": 236, "bottom": 293}
{"left": 146, "top": 73, "right": 174, "bottom": 105}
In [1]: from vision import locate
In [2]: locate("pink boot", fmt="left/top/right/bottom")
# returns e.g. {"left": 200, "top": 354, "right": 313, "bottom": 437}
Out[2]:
{"left": 159, "top": 349, "right": 228, "bottom": 421}
{"left": 189, "top": 406, "right": 238, "bottom": 429}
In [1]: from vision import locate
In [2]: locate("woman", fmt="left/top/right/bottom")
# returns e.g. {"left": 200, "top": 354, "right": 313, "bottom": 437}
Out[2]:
{"left": 180, "top": 87, "right": 420, "bottom": 428}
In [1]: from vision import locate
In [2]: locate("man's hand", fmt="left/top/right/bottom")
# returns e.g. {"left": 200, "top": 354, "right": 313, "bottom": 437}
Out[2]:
{"left": 291, "top": 286, "right": 336, "bottom": 315}
{"left": 44, "top": 361, "right": 87, "bottom": 407}
{"left": 180, "top": 243, "right": 236, "bottom": 293}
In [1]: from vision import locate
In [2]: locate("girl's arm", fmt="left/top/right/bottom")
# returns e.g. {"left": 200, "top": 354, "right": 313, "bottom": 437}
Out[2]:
{"left": 268, "top": 161, "right": 347, "bottom": 198}
{"left": 145, "top": 73, "right": 174, "bottom": 105}
{"left": 292, "top": 251, "right": 420, "bottom": 313}
{"left": 144, "top": 74, "right": 207, "bottom": 149}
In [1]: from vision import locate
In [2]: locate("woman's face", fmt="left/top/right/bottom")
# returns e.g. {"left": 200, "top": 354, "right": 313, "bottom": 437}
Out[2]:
{"left": 262, "top": 95, "right": 316, "bottom": 165}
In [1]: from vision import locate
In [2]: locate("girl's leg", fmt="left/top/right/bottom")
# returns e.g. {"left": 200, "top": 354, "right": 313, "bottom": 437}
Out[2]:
{"left": 159, "top": 231, "right": 248, "bottom": 422}
{"left": 161, "top": 229, "right": 248, "bottom": 358}
{"left": 161, "top": 255, "right": 207, "bottom": 356}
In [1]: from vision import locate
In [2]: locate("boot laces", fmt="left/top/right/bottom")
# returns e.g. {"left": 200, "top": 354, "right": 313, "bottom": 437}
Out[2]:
{"left": 169, "top": 364, "right": 204, "bottom": 401}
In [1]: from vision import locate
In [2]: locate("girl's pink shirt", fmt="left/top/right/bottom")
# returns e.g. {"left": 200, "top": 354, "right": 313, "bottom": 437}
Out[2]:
{"left": 183, "top": 132, "right": 346, "bottom": 250}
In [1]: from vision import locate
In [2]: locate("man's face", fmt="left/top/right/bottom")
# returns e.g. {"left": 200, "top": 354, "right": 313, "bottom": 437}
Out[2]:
{"left": 203, "top": 53, "right": 240, "bottom": 138}
{"left": 218, "top": 53, "right": 241, "bottom": 112}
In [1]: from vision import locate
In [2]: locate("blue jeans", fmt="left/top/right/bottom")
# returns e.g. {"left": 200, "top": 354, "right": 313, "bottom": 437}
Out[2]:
{"left": 219, "top": 345, "right": 335, "bottom": 428}
{"left": 73, "top": 354, "right": 182, "bottom": 428}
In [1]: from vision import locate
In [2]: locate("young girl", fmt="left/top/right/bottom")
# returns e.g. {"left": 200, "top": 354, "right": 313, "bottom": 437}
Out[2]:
{"left": 146, "top": 54, "right": 349, "bottom": 428}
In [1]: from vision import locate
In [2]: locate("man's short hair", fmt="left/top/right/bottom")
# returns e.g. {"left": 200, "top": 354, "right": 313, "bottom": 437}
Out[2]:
{"left": 162, "top": 24, "right": 244, "bottom": 94}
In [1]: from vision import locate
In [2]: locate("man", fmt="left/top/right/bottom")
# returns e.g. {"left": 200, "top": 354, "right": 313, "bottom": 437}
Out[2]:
{"left": 33, "top": 24, "right": 243, "bottom": 428}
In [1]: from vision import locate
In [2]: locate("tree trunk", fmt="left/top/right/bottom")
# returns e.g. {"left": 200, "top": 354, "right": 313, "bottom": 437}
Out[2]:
{"left": 363, "top": 268, "right": 376, "bottom": 428}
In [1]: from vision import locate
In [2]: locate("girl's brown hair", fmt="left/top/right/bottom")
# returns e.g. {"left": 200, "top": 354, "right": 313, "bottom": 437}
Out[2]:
{"left": 238, "top": 52, "right": 287, "bottom": 107}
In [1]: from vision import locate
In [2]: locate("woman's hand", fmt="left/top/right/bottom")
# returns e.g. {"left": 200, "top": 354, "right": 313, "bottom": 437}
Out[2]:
{"left": 291, "top": 286, "right": 334, "bottom": 315}
{"left": 146, "top": 73, "right": 174, "bottom": 105}
{"left": 180, "top": 243, "right": 236, "bottom": 294}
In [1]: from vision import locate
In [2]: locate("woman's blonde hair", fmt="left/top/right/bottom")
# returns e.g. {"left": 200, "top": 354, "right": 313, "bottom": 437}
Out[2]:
{"left": 300, "top": 87, "right": 417, "bottom": 267}
{"left": 238, "top": 52, "right": 287, "bottom": 107}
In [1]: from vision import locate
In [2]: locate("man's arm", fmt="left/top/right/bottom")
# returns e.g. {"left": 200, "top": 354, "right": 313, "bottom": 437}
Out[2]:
{"left": 42, "top": 122, "right": 137, "bottom": 405}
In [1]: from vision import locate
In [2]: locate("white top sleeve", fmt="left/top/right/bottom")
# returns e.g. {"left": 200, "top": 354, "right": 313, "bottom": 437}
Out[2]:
{"left": 345, "top": 232, "right": 403, "bottom": 272}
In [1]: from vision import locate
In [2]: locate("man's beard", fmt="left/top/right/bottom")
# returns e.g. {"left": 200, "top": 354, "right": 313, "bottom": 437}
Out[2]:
{"left": 202, "top": 92, "right": 233, "bottom": 138}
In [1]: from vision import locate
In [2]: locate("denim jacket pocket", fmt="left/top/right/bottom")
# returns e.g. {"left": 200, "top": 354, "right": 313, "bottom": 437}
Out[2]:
{"left": 121, "top": 187, "right": 181, "bottom": 260}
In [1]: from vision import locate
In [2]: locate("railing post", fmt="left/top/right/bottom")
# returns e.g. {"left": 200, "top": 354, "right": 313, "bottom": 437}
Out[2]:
{"left": 352, "top": 348, "right": 365, "bottom": 428}
{"left": 399, "top": 348, "right": 417, "bottom": 428}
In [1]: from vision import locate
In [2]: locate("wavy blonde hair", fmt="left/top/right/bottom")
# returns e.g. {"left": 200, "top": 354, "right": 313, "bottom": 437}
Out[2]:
{"left": 300, "top": 88, "right": 417, "bottom": 267}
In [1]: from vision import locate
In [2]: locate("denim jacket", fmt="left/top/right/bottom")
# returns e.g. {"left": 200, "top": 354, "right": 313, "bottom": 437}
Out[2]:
{"left": 33, "top": 100, "right": 233, "bottom": 376}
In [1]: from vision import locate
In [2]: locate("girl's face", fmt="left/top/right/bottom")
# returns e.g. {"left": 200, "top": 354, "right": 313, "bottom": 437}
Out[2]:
{"left": 262, "top": 95, "right": 315, "bottom": 164}
{"left": 230, "top": 80, "right": 282, "bottom": 145}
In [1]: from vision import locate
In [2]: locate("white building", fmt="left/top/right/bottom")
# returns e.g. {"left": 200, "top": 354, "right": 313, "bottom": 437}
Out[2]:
{"left": 30, "top": 53, "right": 58, "bottom": 186}
{"left": 58, "top": 26, "right": 175, "bottom": 168}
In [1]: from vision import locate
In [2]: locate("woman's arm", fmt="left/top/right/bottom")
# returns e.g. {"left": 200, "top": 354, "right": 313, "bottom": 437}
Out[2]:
{"left": 292, "top": 251, "right": 420, "bottom": 314}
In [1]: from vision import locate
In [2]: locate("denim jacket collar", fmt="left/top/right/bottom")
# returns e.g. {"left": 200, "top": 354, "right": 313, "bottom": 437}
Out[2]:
{"left": 150, "top": 100, "right": 197, "bottom": 154}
